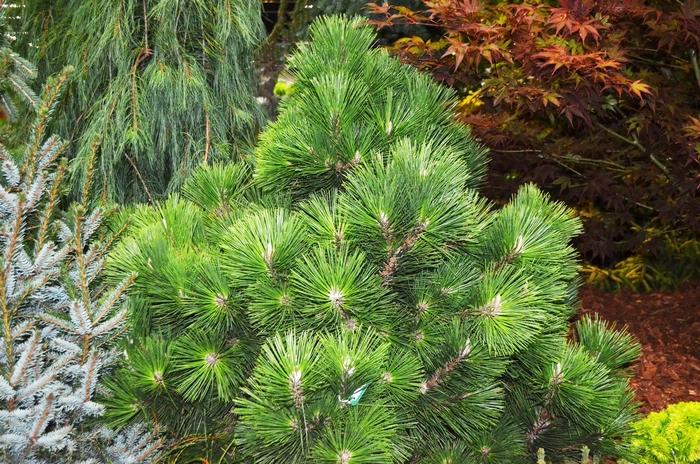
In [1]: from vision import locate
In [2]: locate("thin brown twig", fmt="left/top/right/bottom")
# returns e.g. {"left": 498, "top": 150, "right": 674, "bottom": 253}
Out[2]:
{"left": 124, "top": 152, "right": 154, "bottom": 204}
{"left": 595, "top": 122, "right": 673, "bottom": 182}
{"left": 1, "top": 200, "right": 25, "bottom": 371}
{"left": 266, "top": 0, "right": 289, "bottom": 47}
{"left": 421, "top": 341, "right": 472, "bottom": 393}
{"left": 380, "top": 222, "right": 427, "bottom": 286}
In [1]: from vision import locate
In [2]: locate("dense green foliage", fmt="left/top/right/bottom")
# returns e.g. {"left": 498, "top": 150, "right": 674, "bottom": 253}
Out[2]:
{"left": 103, "top": 17, "right": 641, "bottom": 463}
{"left": 19, "top": 0, "right": 265, "bottom": 203}
{"left": 372, "top": 0, "right": 700, "bottom": 290}
{"left": 255, "top": 18, "right": 487, "bottom": 197}
{"left": 628, "top": 402, "right": 700, "bottom": 464}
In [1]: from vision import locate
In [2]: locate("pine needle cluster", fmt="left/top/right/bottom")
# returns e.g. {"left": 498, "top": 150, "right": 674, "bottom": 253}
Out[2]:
{"left": 0, "top": 68, "right": 160, "bottom": 463}
{"left": 18, "top": 0, "right": 265, "bottom": 203}
{"left": 255, "top": 19, "right": 487, "bottom": 197}
{"left": 105, "top": 17, "right": 641, "bottom": 463}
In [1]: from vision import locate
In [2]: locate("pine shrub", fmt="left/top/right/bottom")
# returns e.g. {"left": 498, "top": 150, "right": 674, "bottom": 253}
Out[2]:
{"left": 18, "top": 0, "right": 265, "bottom": 203}
{"left": 0, "top": 68, "right": 160, "bottom": 463}
{"left": 106, "top": 17, "right": 641, "bottom": 463}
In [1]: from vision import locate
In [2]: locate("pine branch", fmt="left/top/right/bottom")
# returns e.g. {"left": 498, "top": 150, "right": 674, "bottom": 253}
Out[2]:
{"left": 493, "top": 235, "right": 525, "bottom": 271}
{"left": 1, "top": 200, "right": 25, "bottom": 369}
{"left": 80, "top": 140, "right": 99, "bottom": 208}
{"left": 526, "top": 409, "right": 552, "bottom": 445}
{"left": 124, "top": 153, "right": 154, "bottom": 204}
{"left": 100, "top": 17, "right": 637, "bottom": 462}
{"left": 81, "top": 350, "right": 99, "bottom": 402}
{"left": 380, "top": 221, "right": 427, "bottom": 285}
{"left": 10, "top": 331, "right": 39, "bottom": 390}
{"left": 72, "top": 210, "right": 92, "bottom": 315}
{"left": 420, "top": 340, "right": 472, "bottom": 394}
{"left": 36, "top": 160, "right": 66, "bottom": 251}
{"left": 22, "top": 392, "right": 55, "bottom": 459}
{"left": 23, "top": 67, "right": 72, "bottom": 181}
{"left": 21, "top": 1, "right": 264, "bottom": 202}
{"left": 93, "top": 275, "right": 134, "bottom": 325}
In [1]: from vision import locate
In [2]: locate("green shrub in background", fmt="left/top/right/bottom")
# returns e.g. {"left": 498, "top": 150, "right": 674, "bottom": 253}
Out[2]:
{"left": 628, "top": 402, "right": 700, "bottom": 464}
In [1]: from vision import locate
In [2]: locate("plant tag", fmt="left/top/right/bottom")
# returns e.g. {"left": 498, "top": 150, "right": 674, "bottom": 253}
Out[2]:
{"left": 340, "top": 383, "right": 368, "bottom": 407}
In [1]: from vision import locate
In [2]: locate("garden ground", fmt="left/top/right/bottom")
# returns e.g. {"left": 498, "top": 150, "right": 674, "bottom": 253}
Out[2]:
{"left": 581, "top": 281, "right": 700, "bottom": 413}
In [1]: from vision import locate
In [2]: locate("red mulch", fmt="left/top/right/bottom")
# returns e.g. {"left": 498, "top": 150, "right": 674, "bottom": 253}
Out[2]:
{"left": 580, "top": 281, "right": 700, "bottom": 413}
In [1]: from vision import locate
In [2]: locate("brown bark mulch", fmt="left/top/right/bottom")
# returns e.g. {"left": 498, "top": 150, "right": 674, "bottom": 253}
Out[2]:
{"left": 580, "top": 281, "right": 700, "bottom": 413}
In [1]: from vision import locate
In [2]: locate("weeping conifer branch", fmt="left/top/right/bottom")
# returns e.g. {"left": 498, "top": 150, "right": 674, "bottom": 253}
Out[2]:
{"left": 19, "top": 0, "right": 266, "bottom": 202}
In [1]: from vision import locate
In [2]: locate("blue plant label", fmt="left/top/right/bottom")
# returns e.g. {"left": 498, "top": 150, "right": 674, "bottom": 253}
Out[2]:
{"left": 348, "top": 383, "right": 368, "bottom": 406}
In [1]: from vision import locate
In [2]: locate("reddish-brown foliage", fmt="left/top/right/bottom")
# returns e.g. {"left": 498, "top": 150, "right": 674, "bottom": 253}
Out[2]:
{"left": 371, "top": 0, "right": 700, "bottom": 284}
